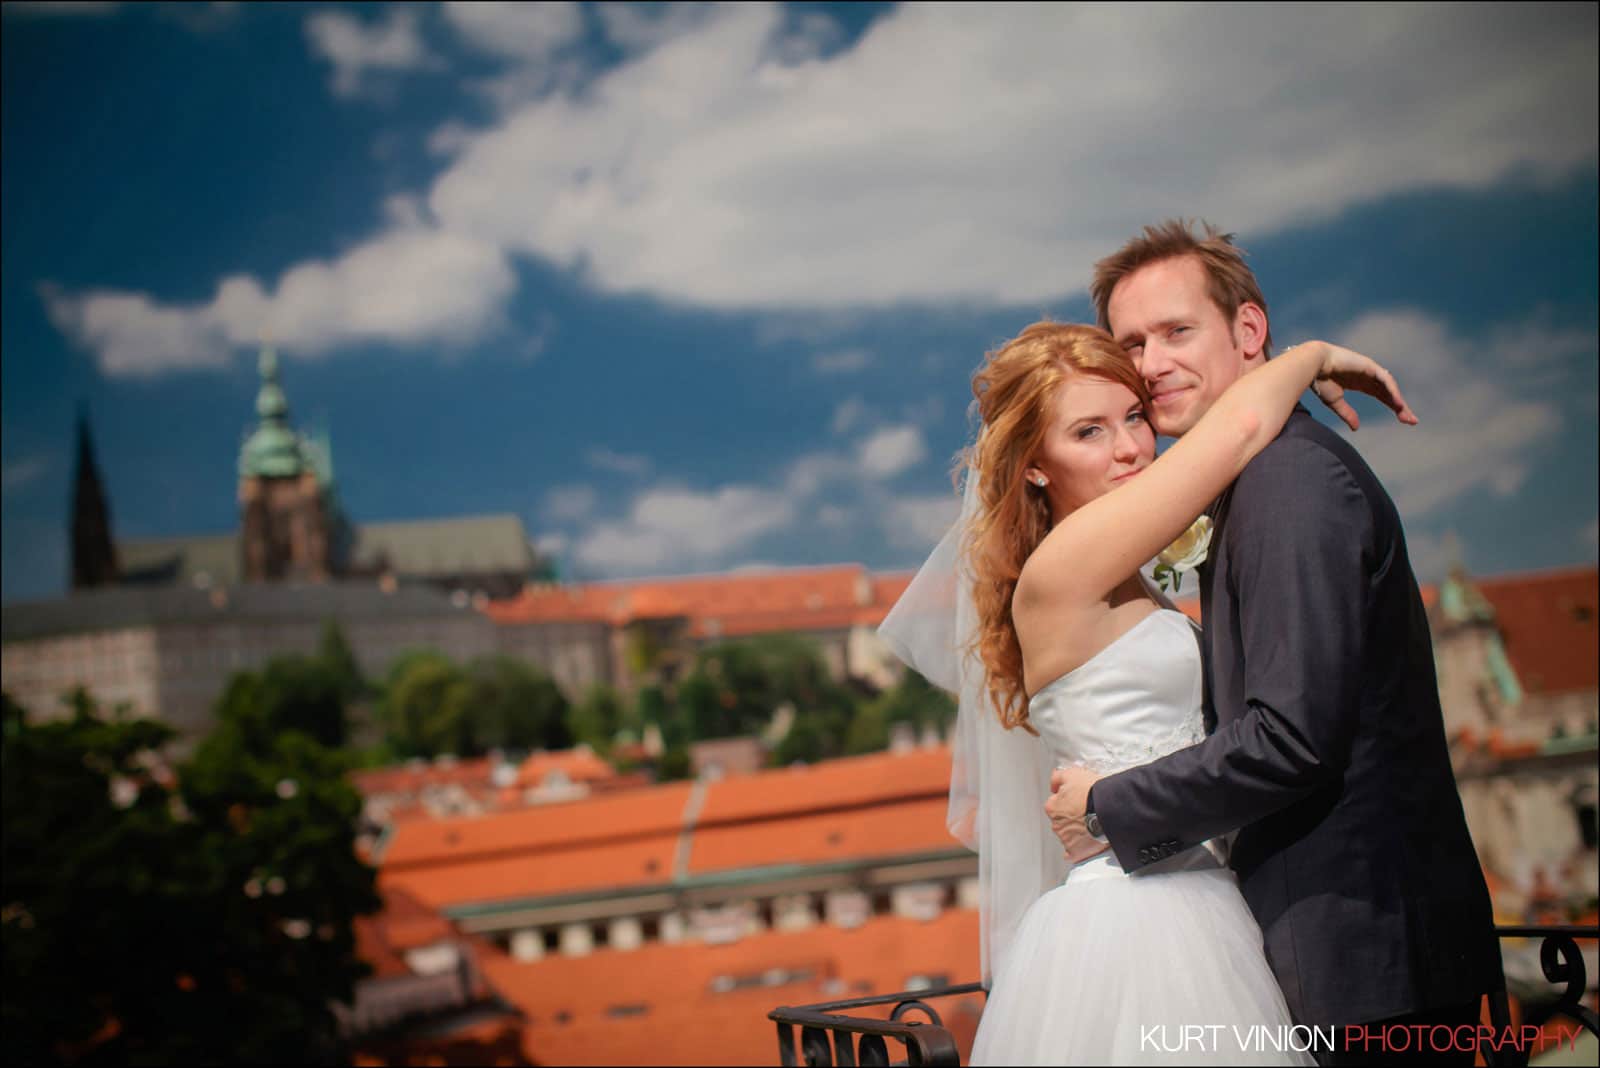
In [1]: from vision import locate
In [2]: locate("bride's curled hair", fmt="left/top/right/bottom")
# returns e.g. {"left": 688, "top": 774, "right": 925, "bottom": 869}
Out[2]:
{"left": 965, "top": 322, "right": 1151, "bottom": 732}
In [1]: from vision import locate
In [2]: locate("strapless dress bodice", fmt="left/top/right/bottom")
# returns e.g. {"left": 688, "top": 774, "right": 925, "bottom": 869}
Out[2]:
{"left": 1028, "top": 608, "right": 1206, "bottom": 776}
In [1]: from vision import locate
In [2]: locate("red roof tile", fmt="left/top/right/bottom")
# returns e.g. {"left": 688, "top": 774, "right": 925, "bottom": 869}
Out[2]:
{"left": 381, "top": 781, "right": 696, "bottom": 870}
{"left": 485, "top": 564, "right": 910, "bottom": 640}
{"left": 478, "top": 910, "right": 984, "bottom": 1066}
{"left": 689, "top": 796, "right": 957, "bottom": 874}
{"left": 1475, "top": 567, "right": 1598, "bottom": 696}
{"left": 696, "top": 746, "right": 951, "bottom": 825}
{"left": 381, "top": 833, "right": 680, "bottom": 911}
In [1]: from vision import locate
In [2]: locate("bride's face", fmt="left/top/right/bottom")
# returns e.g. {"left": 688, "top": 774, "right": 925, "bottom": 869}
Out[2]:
{"left": 1025, "top": 373, "right": 1155, "bottom": 515}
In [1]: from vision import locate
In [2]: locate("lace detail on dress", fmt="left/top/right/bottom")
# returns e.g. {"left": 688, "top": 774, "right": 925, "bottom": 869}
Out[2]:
{"left": 1067, "top": 709, "right": 1205, "bottom": 774}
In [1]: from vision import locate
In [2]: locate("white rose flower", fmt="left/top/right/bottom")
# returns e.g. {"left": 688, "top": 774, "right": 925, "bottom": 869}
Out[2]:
{"left": 1154, "top": 515, "right": 1214, "bottom": 593}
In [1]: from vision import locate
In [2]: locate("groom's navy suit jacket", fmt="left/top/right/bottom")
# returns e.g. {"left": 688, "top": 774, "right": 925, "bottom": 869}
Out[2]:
{"left": 1093, "top": 409, "right": 1502, "bottom": 1027}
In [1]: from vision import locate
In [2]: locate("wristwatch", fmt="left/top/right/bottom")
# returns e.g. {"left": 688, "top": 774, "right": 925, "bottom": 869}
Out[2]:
{"left": 1084, "top": 808, "right": 1106, "bottom": 841}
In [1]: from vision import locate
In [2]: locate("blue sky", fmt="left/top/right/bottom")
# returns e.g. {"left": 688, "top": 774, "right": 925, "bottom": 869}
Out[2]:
{"left": 3, "top": 1, "right": 1596, "bottom": 603}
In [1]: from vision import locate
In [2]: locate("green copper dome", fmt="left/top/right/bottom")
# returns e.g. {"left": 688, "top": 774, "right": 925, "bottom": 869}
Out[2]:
{"left": 239, "top": 344, "right": 311, "bottom": 479}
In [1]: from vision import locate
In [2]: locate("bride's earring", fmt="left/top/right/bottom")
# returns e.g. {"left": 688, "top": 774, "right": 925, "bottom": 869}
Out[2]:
{"left": 1030, "top": 473, "right": 1048, "bottom": 488}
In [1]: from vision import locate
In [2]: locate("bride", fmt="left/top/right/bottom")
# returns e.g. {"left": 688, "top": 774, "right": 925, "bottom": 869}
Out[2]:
{"left": 880, "top": 322, "right": 1414, "bottom": 1065}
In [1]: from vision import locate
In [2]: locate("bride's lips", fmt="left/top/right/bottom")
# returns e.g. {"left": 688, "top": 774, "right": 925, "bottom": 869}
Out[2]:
{"left": 1111, "top": 469, "right": 1144, "bottom": 484}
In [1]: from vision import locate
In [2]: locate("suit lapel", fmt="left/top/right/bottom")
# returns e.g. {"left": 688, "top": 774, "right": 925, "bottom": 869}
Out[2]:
{"left": 1197, "top": 488, "right": 1233, "bottom": 735}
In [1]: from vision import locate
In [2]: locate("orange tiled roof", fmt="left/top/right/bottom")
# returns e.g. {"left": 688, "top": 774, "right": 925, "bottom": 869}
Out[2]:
{"left": 353, "top": 884, "right": 459, "bottom": 980}
{"left": 696, "top": 746, "right": 950, "bottom": 825}
{"left": 351, "top": 756, "right": 499, "bottom": 798}
{"left": 477, "top": 910, "right": 984, "bottom": 1066}
{"left": 515, "top": 747, "right": 617, "bottom": 788}
{"left": 381, "top": 781, "right": 697, "bottom": 871}
{"left": 1475, "top": 567, "right": 1598, "bottom": 696}
{"left": 486, "top": 565, "right": 913, "bottom": 640}
{"left": 381, "top": 832, "right": 680, "bottom": 912}
{"left": 689, "top": 796, "right": 955, "bottom": 875}
{"left": 372, "top": 750, "right": 962, "bottom": 910}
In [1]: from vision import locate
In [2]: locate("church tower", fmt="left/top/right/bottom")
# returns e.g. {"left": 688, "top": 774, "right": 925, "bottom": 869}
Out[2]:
{"left": 237, "top": 345, "right": 331, "bottom": 583}
{"left": 69, "top": 405, "right": 119, "bottom": 589}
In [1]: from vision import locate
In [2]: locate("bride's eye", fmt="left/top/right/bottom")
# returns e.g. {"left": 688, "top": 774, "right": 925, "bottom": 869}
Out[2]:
{"left": 1076, "top": 425, "right": 1101, "bottom": 440}
{"left": 1126, "top": 411, "right": 1147, "bottom": 425}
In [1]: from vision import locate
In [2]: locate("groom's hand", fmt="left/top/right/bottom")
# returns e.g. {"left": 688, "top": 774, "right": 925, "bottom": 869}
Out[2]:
{"left": 1047, "top": 765, "right": 1109, "bottom": 863}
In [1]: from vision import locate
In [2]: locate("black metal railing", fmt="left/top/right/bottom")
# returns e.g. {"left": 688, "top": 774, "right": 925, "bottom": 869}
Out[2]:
{"left": 769, "top": 982, "right": 985, "bottom": 1066}
{"left": 770, "top": 926, "right": 1598, "bottom": 1066}
{"left": 1484, "top": 925, "right": 1599, "bottom": 1067}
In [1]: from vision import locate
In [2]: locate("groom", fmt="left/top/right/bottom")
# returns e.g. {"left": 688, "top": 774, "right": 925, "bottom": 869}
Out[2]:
{"left": 1046, "top": 221, "right": 1502, "bottom": 1065}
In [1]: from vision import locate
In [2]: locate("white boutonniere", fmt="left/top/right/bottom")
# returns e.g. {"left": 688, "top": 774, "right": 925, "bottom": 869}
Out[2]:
{"left": 1153, "top": 515, "right": 1213, "bottom": 594}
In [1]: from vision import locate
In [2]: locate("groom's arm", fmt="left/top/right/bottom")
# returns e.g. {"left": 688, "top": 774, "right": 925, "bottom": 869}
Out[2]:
{"left": 1091, "top": 435, "right": 1375, "bottom": 872}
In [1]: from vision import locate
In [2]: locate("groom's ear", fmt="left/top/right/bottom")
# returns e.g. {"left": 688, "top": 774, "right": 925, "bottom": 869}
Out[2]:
{"left": 1233, "top": 302, "right": 1269, "bottom": 362}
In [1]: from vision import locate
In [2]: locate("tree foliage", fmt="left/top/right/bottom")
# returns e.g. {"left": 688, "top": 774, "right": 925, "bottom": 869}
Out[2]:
{"left": 568, "top": 683, "right": 624, "bottom": 754}
{"left": 378, "top": 652, "right": 572, "bottom": 758}
{"left": 1, "top": 686, "right": 378, "bottom": 1065}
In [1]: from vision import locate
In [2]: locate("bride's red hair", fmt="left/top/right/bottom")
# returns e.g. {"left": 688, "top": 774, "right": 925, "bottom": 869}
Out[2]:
{"left": 964, "top": 322, "right": 1151, "bottom": 732}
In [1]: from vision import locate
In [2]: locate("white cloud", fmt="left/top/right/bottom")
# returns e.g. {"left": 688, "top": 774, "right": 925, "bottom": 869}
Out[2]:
{"left": 883, "top": 492, "right": 961, "bottom": 550}
{"left": 830, "top": 396, "right": 869, "bottom": 436}
{"left": 812, "top": 347, "right": 871, "bottom": 375}
{"left": 1337, "top": 309, "right": 1568, "bottom": 518}
{"left": 2, "top": 455, "right": 49, "bottom": 494}
{"left": 1403, "top": 529, "right": 1466, "bottom": 586}
{"left": 544, "top": 485, "right": 598, "bottom": 522}
{"left": 534, "top": 531, "right": 568, "bottom": 557}
{"left": 441, "top": 1, "right": 585, "bottom": 62}
{"left": 44, "top": 223, "right": 516, "bottom": 375}
{"left": 44, "top": 5, "right": 1598, "bottom": 373}
{"left": 585, "top": 447, "right": 652, "bottom": 477}
{"left": 305, "top": 7, "right": 435, "bottom": 98}
{"left": 593, "top": 2, "right": 713, "bottom": 54}
{"left": 427, "top": 3, "right": 1596, "bottom": 309}
{"left": 857, "top": 425, "right": 926, "bottom": 479}
{"left": 576, "top": 483, "right": 794, "bottom": 572}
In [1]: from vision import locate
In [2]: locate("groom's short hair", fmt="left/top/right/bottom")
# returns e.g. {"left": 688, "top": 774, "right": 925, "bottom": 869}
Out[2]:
{"left": 1090, "top": 219, "right": 1275, "bottom": 357}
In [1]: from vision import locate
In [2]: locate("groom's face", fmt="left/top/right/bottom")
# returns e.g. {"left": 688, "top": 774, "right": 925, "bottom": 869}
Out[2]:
{"left": 1106, "top": 255, "right": 1264, "bottom": 436}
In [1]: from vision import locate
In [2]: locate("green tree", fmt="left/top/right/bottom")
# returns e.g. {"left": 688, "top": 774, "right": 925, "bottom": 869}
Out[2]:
{"left": 317, "top": 620, "right": 366, "bottom": 704}
{"left": 381, "top": 653, "right": 471, "bottom": 758}
{"left": 460, "top": 655, "right": 572, "bottom": 752}
{"left": 262, "top": 655, "right": 349, "bottom": 749}
{"left": 568, "top": 683, "right": 624, "bottom": 753}
{"left": 1, "top": 688, "right": 378, "bottom": 1065}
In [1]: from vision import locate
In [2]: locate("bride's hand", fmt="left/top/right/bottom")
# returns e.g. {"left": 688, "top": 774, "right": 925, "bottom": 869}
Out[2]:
{"left": 1290, "top": 341, "right": 1419, "bottom": 431}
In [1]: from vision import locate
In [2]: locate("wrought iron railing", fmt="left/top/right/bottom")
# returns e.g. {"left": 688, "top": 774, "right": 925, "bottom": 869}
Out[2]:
{"left": 769, "top": 982, "right": 985, "bottom": 1066}
{"left": 770, "top": 926, "right": 1598, "bottom": 1066}
{"left": 1484, "top": 925, "right": 1598, "bottom": 1067}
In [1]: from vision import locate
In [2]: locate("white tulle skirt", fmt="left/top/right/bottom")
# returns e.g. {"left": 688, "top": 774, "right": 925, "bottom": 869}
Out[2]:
{"left": 971, "top": 850, "right": 1316, "bottom": 1066}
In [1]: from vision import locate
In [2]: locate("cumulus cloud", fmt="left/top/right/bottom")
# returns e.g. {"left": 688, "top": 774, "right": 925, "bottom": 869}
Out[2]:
{"left": 883, "top": 492, "right": 961, "bottom": 550}
{"left": 426, "top": 3, "right": 1597, "bottom": 309}
{"left": 305, "top": 7, "right": 435, "bottom": 98}
{"left": 43, "top": 223, "right": 516, "bottom": 375}
{"left": 857, "top": 425, "right": 926, "bottom": 479}
{"left": 830, "top": 396, "right": 869, "bottom": 436}
{"left": 569, "top": 420, "right": 943, "bottom": 575}
{"left": 576, "top": 483, "right": 794, "bottom": 572}
{"left": 441, "top": 1, "right": 585, "bottom": 61}
{"left": 1337, "top": 309, "right": 1583, "bottom": 518}
{"left": 44, "top": 4, "right": 1598, "bottom": 372}
{"left": 543, "top": 485, "right": 598, "bottom": 522}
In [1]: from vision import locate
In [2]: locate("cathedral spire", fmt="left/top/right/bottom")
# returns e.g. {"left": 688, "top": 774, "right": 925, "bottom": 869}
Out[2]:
{"left": 70, "top": 403, "right": 119, "bottom": 589}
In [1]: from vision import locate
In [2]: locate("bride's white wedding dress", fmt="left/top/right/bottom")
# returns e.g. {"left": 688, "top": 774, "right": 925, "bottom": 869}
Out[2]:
{"left": 969, "top": 608, "right": 1314, "bottom": 1066}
